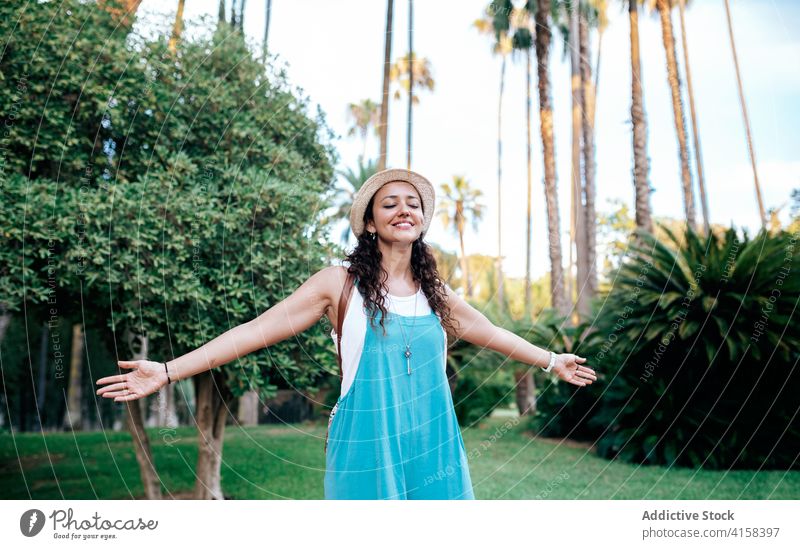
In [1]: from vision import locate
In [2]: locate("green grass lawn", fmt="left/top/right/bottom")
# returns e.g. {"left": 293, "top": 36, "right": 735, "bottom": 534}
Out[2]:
{"left": 1, "top": 416, "right": 797, "bottom": 499}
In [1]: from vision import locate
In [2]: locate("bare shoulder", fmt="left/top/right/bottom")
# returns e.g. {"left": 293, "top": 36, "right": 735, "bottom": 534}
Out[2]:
{"left": 319, "top": 265, "right": 349, "bottom": 327}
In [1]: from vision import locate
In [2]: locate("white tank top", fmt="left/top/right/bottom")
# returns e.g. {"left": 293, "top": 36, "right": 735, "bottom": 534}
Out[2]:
{"left": 329, "top": 284, "right": 448, "bottom": 399}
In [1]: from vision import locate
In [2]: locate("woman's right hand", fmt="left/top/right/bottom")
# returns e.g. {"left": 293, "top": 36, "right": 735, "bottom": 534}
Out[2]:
{"left": 96, "top": 360, "right": 169, "bottom": 402}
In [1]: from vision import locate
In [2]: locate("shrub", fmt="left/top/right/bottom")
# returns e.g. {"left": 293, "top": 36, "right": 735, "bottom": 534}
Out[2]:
{"left": 588, "top": 224, "right": 800, "bottom": 469}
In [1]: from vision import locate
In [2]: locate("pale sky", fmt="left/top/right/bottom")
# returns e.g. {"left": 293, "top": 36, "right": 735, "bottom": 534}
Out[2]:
{"left": 136, "top": 0, "right": 800, "bottom": 280}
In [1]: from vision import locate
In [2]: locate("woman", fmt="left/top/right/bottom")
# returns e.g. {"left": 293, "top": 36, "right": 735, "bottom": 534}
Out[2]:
{"left": 96, "top": 168, "right": 596, "bottom": 500}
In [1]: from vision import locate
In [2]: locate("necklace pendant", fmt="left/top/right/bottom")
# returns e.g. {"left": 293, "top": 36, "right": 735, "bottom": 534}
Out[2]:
{"left": 404, "top": 345, "right": 412, "bottom": 374}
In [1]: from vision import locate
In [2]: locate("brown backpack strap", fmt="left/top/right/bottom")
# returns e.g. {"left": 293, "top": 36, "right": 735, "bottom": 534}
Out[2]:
{"left": 335, "top": 271, "right": 355, "bottom": 380}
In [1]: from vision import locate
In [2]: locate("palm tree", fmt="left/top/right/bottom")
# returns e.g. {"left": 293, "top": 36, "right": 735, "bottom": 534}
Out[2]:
{"left": 168, "top": 0, "right": 186, "bottom": 54}
{"left": 567, "top": 0, "right": 583, "bottom": 316}
{"left": 578, "top": 2, "right": 599, "bottom": 316}
{"left": 723, "top": 0, "right": 766, "bottom": 228}
{"left": 676, "top": 0, "right": 710, "bottom": 234}
{"left": 390, "top": 53, "right": 435, "bottom": 169}
{"left": 97, "top": 0, "right": 144, "bottom": 27}
{"left": 262, "top": 0, "right": 273, "bottom": 61}
{"left": 629, "top": 0, "right": 654, "bottom": 234}
{"left": 378, "top": 0, "right": 394, "bottom": 171}
{"left": 407, "top": 0, "right": 414, "bottom": 169}
{"left": 322, "top": 159, "right": 380, "bottom": 247}
{"left": 493, "top": 3, "right": 538, "bottom": 318}
{"left": 654, "top": 0, "right": 697, "bottom": 229}
{"left": 438, "top": 176, "right": 485, "bottom": 298}
{"left": 533, "top": 0, "right": 570, "bottom": 316}
{"left": 473, "top": 9, "right": 513, "bottom": 310}
{"left": 346, "top": 99, "right": 381, "bottom": 160}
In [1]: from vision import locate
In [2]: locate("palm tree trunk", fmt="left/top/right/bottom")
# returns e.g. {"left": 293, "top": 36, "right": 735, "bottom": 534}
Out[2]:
{"left": 168, "top": 0, "right": 186, "bottom": 54}
{"left": 497, "top": 55, "right": 507, "bottom": 309}
{"left": 579, "top": 10, "right": 597, "bottom": 302}
{"left": 378, "top": 0, "right": 394, "bottom": 171}
{"left": 406, "top": 0, "right": 414, "bottom": 169}
{"left": 458, "top": 215, "right": 472, "bottom": 297}
{"left": 570, "top": 0, "right": 583, "bottom": 316}
{"left": 656, "top": 0, "right": 697, "bottom": 230}
{"left": 238, "top": 0, "right": 246, "bottom": 30}
{"left": 524, "top": 48, "right": 533, "bottom": 319}
{"left": 723, "top": 0, "right": 766, "bottom": 228}
{"left": 630, "top": 0, "right": 653, "bottom": 234}
{"left": 534, "top": 0, "right": 569, "bottom": 316}
{"left": 218, "top": 0, "right": 226, "bottom": 25}
{"left": 677, "top": 0, "right": 710, "bottom": 235}
{"left": 592, "top": 26, "right": 603, "bottom": 127}
{"left": 97, "top": 0, "right": 144, "bottom": 28}
{"left": 262, "top": 0, "right": 272, "bottom": 61}
{"left": 514, "top": 368, "right": 536, "bottom": 416}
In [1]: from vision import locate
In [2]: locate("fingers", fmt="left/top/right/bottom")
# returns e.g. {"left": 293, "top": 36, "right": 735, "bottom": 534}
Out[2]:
{"left": 577, "top": 356, "right": 587, "bottom": 363}
{"left": 114, "top": 393, "right": 141, "bottom": 402}
{"left": 116, "top": 360, "right": 139, "bottom": 369}
{"left": 95, "top": 374, "right": 126, "bottom": 386}
{"left": 97, "top": 382, "right": 127, "bottom": 396}
{"left": 102, "top": 389, "right": 133, "bottom": 399}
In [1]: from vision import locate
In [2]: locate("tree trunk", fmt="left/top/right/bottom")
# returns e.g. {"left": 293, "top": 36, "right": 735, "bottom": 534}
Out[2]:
{"left": 677, "top": 0, "right": 710, "bottom": 235}
{"left": 458, "top": 217, "right": 471, "bottom": 298}
{"left": 147, "top": 378, "right": 176, "bottom": 428}
{"left": 571, "top": 2, "right": 585, "bottom": 319}
{"left": 63, "top": 323, "right": 85, "bottom": 431}
{"left": 406, "top": 0, "right": 414, "bottom": 169}
{"left": 630, "top": 0, "right": 653, "bottom": 234}
{"left": 579, "top": 11, "right": 597, "bottom": 305}
{"left": 0, "top": 304, "right": 11, "bottom": 344}
{"left": 97, "top": 0, "right": 144, "bottom": 28}
{"left": 237, "top": 389, "right": 260, "bottom": 425}
{"left": 36, "top": 321, "right": 49, "bottom": 431}
{"left": 524, "top": 48, "right": 533, "bottom": 320}
{"left": 239, "top": 0, "right": 246, "bottom": 31}
{"left": 534, "top": 0, "right": 569, "bottom": 317}
{"left": 193, "top": 369, "right": 235, "bottom": 500}
{"left": 514, "top": 368, "right": 536, "bottom": 416}
{"left": 656, "top": 0, "right": 697, "bottom": 230}
{"left": 262, "top": 0, "right": 272, "bottom": 61}
{"left": 723, "top": 0, "right": 766, "bottom": 228}
{"left": 496, "top": 55, "right": 507, "bottom": 310}
{"left": 123, "top": 327, "right": 162, "bottom": 500}
{"left": 218, "top": 0, "right": 226, "bottom": 25}
{"left": 378, "top": 0, "right": 394, "bottom": 171}
{"left": 168, "top": 0, "right": 186, "bottom": 54}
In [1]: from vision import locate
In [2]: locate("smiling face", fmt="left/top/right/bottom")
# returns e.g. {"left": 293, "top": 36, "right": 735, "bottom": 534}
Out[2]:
{"left": 365, "top": 181, "right": 424, "bottom": 243}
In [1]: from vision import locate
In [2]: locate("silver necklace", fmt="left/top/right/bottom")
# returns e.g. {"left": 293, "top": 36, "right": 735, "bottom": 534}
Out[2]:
{"left": 393, "top": 283, "right": 419, "bottom": 375}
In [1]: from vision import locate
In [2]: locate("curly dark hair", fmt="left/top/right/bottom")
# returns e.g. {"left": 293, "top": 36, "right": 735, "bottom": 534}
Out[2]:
{"left": 343, "top": 195, "right": 460, "bottom": 338}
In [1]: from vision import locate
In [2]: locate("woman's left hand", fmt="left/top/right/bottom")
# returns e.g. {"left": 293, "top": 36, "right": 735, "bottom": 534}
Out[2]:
{"left": 552, "top": 353, "right": 596, "bottom": 387}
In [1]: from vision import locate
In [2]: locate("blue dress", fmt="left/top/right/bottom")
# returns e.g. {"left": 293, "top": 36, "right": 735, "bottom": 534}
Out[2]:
{"left": 324, "top": 292, "right": 475, "bottom": 500}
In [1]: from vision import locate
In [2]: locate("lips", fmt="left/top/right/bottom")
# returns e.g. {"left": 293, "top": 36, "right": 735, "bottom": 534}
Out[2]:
{"left": 392, "top": 221, "right": 414, "bottom": 229}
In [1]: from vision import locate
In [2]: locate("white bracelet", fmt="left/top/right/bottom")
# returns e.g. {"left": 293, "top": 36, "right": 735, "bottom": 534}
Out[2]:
{"left": 543, "top": 351, "right": 557, "bottom": 373}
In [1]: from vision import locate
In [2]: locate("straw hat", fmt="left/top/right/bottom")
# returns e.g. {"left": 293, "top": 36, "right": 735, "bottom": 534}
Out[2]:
{"left": 349, "top": 168, "right": 435, "bottom": 239}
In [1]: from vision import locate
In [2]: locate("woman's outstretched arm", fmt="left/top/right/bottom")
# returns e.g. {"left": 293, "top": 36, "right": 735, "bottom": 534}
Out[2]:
{"left": 97, "top": 266, "right": 340, "bottom": 401}
{"left": 442, "top": 284, "right": 597, "bottom": 387}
